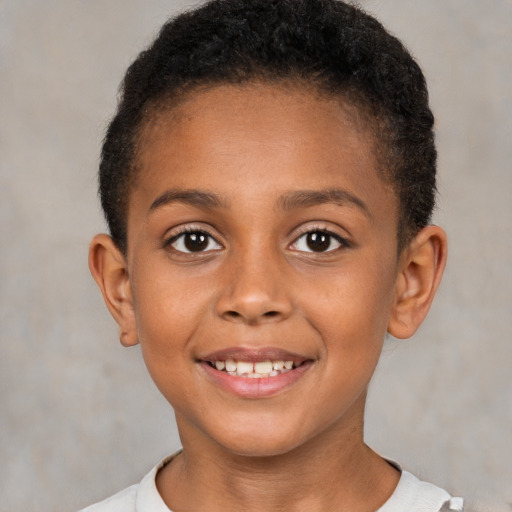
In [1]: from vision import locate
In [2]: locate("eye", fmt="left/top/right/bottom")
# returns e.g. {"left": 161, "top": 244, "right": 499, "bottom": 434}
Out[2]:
{"left": 167, "top": 230, "right": 222, "bottom": 253}
{"left": 291, "top": 230, "right": 347, "bottom": 253}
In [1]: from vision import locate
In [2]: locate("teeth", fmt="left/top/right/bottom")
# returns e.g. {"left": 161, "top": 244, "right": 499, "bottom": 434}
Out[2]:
{"left": 211, "top": 359, "right": 298, "bottom": 377}
{"left": 254, "top": 361, "right": 273, "bottom": 374}
{"left": 225, "top": 359, "right": 236, "bottom": 372}
{"left": 236, "top": 361, "right": 254, "bottom": 374}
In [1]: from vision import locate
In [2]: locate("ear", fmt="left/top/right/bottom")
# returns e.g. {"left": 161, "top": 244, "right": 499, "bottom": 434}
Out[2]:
{"left": 88, "top": 234, "right": 139, "bottom": 347}
{"left": 387, "top": 225, "right": 447, "bottom": 339}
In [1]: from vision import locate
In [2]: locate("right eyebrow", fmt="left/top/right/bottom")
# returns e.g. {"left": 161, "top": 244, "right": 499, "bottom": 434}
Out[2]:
{"left": 148, "top": 189, "right": 228, "bottom": 213}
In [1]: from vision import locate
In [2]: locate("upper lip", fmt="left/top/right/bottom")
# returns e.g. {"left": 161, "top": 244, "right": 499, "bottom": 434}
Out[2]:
{"left": 199, "top": 346, "right": 312, "bottom": 364}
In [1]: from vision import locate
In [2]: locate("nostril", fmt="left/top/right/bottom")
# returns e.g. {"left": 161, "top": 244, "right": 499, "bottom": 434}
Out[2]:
{"left": 222, "top": 309, "right": 281, "bottom": 323}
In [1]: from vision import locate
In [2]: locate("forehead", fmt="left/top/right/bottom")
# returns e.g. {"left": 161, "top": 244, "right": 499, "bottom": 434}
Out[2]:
{"left": 132, "top": 83, "right": 396, "bottom": 220}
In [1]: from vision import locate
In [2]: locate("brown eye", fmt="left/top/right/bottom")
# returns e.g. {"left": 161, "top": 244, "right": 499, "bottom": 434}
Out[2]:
{"left": 168, "top": 230, "right": 222, "bottom": 253}
{"left": 291, "top": 230, "right": 346, "bottom": 253}
{"left": 184, "top": 232, "right": 208, "bottom": 251}
{"left": 306, "top": 232, "right": 331, "bottom": 252}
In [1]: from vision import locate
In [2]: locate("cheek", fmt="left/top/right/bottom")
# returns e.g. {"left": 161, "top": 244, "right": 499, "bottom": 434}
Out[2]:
{"left": 131, "top": 276, "right": 201, "bottom": 407}
{"left": 310, "top": 270, "right": 395, "bottom": 330}
{"left": 131, "top": 261, "right": 212, "bottom": 338}
{"left": 129, "top": 262, "right": 223, "bottom": 400}
{"left": 301, "top": 255, "right": 398, "bottom": 358}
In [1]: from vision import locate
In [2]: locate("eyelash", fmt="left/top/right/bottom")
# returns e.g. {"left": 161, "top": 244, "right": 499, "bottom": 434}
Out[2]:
{"left": 289, "top": 227, "right": 351, "bottom": 254}
{"left": 164, "top": 224, "right": 350, "bottom": 257}
{"left": 164, "top": 226, "right": 222, "bottom": 254}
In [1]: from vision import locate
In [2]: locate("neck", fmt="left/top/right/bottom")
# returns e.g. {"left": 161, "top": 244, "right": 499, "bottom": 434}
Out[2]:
{"left": 157, "top": 401, "right": 400, "bottom": 512}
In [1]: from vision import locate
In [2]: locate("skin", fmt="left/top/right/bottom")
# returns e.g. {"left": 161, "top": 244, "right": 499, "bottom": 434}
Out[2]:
{"left": 89, "top": 83, "right": 447, "bottom": 512}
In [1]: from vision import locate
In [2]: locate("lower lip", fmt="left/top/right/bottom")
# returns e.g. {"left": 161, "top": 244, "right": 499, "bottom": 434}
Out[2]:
{"left": 199, "top": 362, "right": 313, "bottom": 399}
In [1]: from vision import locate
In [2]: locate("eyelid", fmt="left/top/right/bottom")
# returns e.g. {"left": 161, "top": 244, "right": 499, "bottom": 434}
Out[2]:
{"left": 163, "top": 224, "right": 223, "bottom": 250}
{"left": 289, "top": 223, "right": 351, "bottom": 244}
{"left": 288, "top": 224, "right": 351, "bottom": 253}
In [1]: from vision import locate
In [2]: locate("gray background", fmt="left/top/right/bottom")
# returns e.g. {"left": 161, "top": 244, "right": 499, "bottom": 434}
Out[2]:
{"left": 1, "top": 1, "right": 511, "bottom": 511}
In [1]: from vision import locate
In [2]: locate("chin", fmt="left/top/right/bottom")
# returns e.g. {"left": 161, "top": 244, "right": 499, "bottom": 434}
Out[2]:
{"left": 212, "top": 421, "right": 315, "bottom": 459}
{"left": 223, "top": 442, "right": 302, "bottom": 459}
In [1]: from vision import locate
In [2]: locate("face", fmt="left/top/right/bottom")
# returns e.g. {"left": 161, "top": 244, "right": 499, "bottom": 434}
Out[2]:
{"left": 123, "top": 84, "right": 402, "bottom": 456}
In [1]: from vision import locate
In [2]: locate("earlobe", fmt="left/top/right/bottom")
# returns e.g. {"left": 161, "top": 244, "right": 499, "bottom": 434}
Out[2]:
{"left": 387, "top": 226, "right": 447, "bottom": 339}
{"left": 88, "top": 234, "right": 139, "bottom": 347}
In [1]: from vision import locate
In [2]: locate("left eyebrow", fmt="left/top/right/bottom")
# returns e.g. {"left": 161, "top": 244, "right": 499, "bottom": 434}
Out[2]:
{"left": 278, "top": 188, "right": 372, "bottom": 219}
{"left": 148, "top": 189, "right": 228, "bottom": 213}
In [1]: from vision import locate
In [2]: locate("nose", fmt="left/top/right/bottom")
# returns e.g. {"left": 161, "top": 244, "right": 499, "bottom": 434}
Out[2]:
{"left": 215, "top": 248, "right": 293, "bottom": 325}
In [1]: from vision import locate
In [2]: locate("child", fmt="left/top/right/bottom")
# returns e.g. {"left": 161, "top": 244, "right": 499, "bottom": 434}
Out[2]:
{"left": 83, "top": 0, "right": 464, "bottom": 510}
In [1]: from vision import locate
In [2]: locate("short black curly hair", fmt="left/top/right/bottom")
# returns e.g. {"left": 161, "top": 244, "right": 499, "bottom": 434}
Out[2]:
{"left": 99, "top": 0, "right": 436, "bottom": 254}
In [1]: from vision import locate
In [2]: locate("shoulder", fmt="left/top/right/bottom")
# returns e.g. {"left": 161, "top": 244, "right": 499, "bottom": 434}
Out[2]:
{"left": 378, "top": 469, "right": 464, "bottom": 512}
{"left": 78, "top": 484, "right": 138, "bottom": 512}
{"left": 77, "top": 452, "right": 180, "bottom": 512}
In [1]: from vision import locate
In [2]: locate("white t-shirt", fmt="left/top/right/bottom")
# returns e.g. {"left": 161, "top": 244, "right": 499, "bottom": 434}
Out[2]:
{"left": 79, "top": 455, "right": 464, "bottom": 512}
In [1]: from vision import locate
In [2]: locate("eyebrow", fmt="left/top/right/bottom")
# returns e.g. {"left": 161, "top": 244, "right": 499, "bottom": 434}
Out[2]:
{"left": 278, "top": 188, "right": 371, "bottom": 218}
{"left": 149, "top": 189, "right": 227, "bottom": 212}
{"left": 148, "top": 187, "right": 371, "bottom": 219}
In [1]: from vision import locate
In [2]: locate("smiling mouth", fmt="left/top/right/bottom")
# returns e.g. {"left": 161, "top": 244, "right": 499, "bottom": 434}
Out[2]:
{"left": 205, "top": 359, "right": 305, "bottom": 378}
